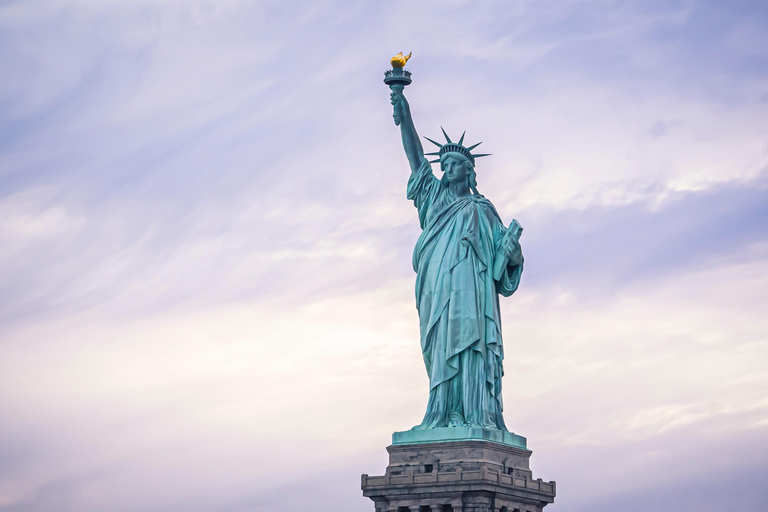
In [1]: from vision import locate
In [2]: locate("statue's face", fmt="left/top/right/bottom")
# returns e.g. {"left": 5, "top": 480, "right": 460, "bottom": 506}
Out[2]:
{"left": 442, "top": 155, "right": 469, "bottom": 184}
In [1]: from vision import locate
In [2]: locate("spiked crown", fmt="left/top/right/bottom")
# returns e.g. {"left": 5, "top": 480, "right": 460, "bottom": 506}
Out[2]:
{"left": 424, "top": 128, "right": 490, "bottom": 166}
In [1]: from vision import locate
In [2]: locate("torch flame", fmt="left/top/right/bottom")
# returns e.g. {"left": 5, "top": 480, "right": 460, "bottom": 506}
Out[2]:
{"left": 391, "top": 52, "right": 412, "bottom": 68}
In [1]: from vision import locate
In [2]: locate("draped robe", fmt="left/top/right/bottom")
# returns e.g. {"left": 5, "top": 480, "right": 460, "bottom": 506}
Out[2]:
{"left": 407, "top": 159, "right": 523, "bottom": 430}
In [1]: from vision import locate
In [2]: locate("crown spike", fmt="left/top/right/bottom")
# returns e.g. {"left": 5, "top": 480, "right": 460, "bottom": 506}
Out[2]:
{"left": 440, "top": 127, "right": 452, "bottom": 144}
{"left": 423, "top": 136, "right": 443, "bottom": 148}
{"left": 429, "top": 159, "right": 441, "bottom": 164}
{"left": 472, "top": 153, "right": 491, "bottom": 158}
{"left": 425, "top": 151, "right": 441, "bottom": 156}
{"left": 458, "top": 131, "right": 466, "bottom": 145}
{"left": 466, "top": 142, "right": 483, "bottom": 151}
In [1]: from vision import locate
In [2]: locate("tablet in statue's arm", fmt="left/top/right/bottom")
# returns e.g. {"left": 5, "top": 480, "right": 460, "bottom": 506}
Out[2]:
{"left": 493, "top": 219, "right": 523, "bottom": 282}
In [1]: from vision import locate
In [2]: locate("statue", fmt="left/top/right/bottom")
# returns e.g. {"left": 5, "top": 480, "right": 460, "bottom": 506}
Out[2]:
{"left": 361, "top": 55, "right": 554, "bottom": 512}
{"left": 385, "top": 53, "right": 524, "bottom": 433}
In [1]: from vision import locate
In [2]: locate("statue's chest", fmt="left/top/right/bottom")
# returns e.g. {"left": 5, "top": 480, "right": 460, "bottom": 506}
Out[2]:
{"left": 429, "top": 196, "right": 485, "bottom": 231}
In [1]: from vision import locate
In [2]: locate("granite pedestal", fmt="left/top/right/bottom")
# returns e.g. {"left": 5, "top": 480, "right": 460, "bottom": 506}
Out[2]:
{"left": 362, "top": 429, "right": 555, "bottom": 512}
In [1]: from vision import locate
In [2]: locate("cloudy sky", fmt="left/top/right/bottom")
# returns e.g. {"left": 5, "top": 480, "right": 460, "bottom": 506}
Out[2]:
{"left": 1, "top": 0, "right": 768, "bottom": 510}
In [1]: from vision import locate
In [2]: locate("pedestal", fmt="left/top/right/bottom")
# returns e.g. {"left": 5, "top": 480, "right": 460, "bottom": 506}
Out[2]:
{"left": 361, "top": 435, "right": 555, "bottom": 512}
{"left": 392, "top": 427, "right": 527, "bottom": 449}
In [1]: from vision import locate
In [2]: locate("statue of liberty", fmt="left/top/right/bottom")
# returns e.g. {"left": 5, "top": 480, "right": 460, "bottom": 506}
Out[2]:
{"left": 387, "top": 57, "right": 524, "bottom": 433}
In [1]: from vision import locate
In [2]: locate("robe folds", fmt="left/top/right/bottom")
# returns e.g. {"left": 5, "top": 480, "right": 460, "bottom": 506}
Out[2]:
{"left": 407, "top": 159, "right": 523, "bottom": 431}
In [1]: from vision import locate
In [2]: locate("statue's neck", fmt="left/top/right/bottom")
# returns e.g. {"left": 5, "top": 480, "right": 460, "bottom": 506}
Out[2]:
{"left": 448, "top": 180, "right": 471, "bottom": 198}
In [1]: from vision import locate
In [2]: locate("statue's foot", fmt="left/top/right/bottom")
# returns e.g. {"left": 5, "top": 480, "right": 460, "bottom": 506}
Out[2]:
{"left": 464, "top": 422, "right": 500, "bottom": 430}
{"left": 448, "top": 412, "right": 466, "bottom": 427}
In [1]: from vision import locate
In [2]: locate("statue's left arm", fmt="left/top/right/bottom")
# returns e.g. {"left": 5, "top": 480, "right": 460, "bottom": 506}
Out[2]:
{"left": 391, "top": 89, "right": 426, "bottom": 175}
{"left": 391, "top": 89, "right": 440, "bottom": 228}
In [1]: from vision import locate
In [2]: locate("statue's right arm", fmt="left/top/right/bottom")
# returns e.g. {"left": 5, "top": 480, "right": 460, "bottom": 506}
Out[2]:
{"left": 391, "top": 91, "right": 426, "bottom": 175}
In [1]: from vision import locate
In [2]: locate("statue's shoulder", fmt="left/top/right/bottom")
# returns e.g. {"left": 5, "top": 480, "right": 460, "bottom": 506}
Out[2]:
{"left": 473, "top": 195, "right": 503, "bottom": 223}
{"left": 471, "top": 194, "right": 495, "bottom": 209}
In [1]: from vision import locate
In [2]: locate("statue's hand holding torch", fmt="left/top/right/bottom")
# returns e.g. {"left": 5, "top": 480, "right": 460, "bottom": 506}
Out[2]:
{"left": 384, "top": 52, "right": 412, "bottom": 126}
{"left": 390, "top": 87, "right": 408, "bottom": 126}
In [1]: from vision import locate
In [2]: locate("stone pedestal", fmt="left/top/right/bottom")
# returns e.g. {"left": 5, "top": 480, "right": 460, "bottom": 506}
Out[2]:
{"left": 361, "top": 436, "right": 555, "bottom": 512}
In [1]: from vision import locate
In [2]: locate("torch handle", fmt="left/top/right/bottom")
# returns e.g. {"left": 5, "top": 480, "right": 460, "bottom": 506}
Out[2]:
{"left": 389, "top": 84, "right": 405, "bottom": 126}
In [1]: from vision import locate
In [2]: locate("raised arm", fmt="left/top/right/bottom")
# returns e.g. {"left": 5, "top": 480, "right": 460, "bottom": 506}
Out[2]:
{"left": 390, "top": 88, "right": 426, "bottom": 174}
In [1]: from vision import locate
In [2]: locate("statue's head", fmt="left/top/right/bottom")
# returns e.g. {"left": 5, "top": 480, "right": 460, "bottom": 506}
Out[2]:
{"left": 424, "top": 129, "right": 488, "bottom": 193}
{"left": 440, "top": 153, "right": 477, "bottom": 189}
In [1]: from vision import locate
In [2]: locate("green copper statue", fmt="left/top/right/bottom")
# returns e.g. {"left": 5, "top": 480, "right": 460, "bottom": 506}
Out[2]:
{"left": 385, "top": 54, "right": 524, "bottom": 433}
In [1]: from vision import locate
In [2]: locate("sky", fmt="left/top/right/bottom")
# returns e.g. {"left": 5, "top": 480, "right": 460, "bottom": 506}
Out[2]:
{"left": 1, "top": 0, "right": 768, "bottom": 510}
